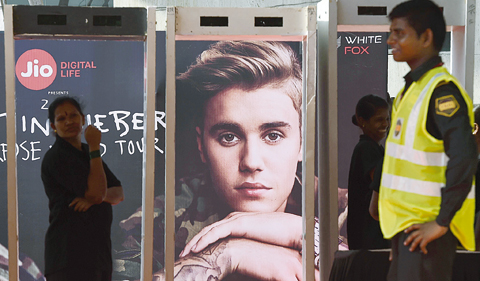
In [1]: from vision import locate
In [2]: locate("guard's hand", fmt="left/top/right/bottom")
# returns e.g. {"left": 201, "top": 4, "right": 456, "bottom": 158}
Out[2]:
{"left": 403, "top": 221, "right": 448, "bottom": 254}
{"left": 69, "top": 197, "right": 94, "bottom": 212}
{"left": 84, "top": 125, "right": 101, "bottom": 149}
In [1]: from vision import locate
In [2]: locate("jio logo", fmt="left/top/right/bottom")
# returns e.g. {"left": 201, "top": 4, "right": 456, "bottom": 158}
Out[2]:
{"left": 16, "top": 49, "right": 57, "bottom": 90}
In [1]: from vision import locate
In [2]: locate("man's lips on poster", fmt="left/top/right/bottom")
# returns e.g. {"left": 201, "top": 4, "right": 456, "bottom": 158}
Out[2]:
{"left": 235, "top": 182, "right": 272, "bottom": 197}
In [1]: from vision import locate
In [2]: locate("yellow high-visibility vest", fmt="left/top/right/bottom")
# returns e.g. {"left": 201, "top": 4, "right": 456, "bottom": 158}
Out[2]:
{"left": 379, "top": 66, "right": 475, "bottom": 251}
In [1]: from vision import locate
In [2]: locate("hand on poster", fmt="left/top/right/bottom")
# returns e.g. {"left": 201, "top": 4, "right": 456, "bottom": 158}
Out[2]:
{"left": 180, "top": 212, "right": 302, "bottom": 258}
{"left": 228, "top": 238, "right": 303, "bottom": 280}
{"left": 155, "top": 238, "right": 317, "bottom": 281}
{"left": 69, "top": 197, "right": 94, "bottom": 212}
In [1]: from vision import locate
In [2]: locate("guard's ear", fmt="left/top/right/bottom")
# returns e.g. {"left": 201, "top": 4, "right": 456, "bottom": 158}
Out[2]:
{"left": 50, "top": 123, "right": 56, "bottom": 131}
{"left": 473, "top": 123, "right": 479, "bottom": 135}
{"left": 196, "top": 127, "right": 206, "bottom": 163}
{"left": 421, "top": 28, "right": 434, "bottom": 49}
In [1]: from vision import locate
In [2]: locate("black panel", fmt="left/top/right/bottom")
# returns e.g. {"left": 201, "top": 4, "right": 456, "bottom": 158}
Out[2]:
{"left": 37, "top": 14, "right": 67, "bottom": 26}
{"left": 254, "top": 17, "right": 283, "bottom": 27}
{"left": 200, "top": 16, "right": 228, "bottom": 27}
{"left": 13, "top": 6, "right": 146, "bottom": 37}
{"left": 357, "top": 6, "right": 387, "bottom": 16}
{"left": 93, "top": 15, "right": 121, "bottom": 27}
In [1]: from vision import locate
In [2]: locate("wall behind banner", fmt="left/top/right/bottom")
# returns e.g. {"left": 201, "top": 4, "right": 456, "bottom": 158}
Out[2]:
{"left": 337, "top": 32, "right": 388, "bottom": 245}
{"left": 0, "top": 31, "right": 167, "bottom": 272}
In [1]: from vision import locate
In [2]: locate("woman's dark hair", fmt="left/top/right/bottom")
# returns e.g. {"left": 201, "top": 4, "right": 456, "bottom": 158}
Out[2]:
{"left": 352, "top": 94, "right": 389, "bottom": 126}
{"left": 48, "top": 96, "right": 84, "bottom": 123}
{"left": 388, "top": 0, "right": 446, "bottom": 52}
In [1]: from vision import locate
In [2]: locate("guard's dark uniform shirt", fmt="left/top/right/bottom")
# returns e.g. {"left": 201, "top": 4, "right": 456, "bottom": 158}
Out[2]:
{"left": 41, "top": 136, "right": 121, "bottom": 275}
{"left": 400, "top": 56, "right": 477, "bottom": 227}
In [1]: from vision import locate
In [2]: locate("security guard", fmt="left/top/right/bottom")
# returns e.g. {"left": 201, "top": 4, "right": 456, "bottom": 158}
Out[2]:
{"left": 379, "top": 1, "right": 477, "bottom": 281}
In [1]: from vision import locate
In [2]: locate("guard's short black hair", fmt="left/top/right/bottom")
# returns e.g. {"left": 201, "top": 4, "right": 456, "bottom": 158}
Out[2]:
{"left": 388, "top": 0, "right": 446, "bottom": 52}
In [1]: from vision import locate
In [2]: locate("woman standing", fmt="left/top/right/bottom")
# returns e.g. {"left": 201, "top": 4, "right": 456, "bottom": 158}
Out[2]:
{"left": 347, "top": 94, "right": 390, "bottom": 250}
{"left": 41, "top": 96, "right": 123, "bottom": 281}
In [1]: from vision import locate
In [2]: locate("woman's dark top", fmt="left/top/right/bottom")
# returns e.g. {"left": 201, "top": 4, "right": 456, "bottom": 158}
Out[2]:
{"left": 347, "top": 134, "right": 389, "bottom": 250}
{"left": 41, "top": 136, "right": 121, "bottom": 275}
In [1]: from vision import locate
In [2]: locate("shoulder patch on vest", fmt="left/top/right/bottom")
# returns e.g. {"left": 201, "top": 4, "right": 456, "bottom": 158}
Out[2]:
{"left": 393, "top": 118, "right": 403, "bottom": 139}
{"left": 435, "top": 95, "right": 459, "bottom": 117}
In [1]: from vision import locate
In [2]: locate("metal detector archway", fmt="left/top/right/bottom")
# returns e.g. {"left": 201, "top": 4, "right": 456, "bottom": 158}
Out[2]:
{"left": 164, "top": 6, "right": 317, "bottom": 281}
{"left": 4, "top": 5, "right": 157, "bottom": 280}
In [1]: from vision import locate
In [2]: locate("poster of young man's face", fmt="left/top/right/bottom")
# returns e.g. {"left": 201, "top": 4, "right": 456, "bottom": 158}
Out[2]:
{"left": 175, "top": 39, "right": 304, "bottom": 244}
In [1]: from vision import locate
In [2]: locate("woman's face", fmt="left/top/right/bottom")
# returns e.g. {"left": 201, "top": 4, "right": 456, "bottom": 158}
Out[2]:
{"left": 51, "top": 102, "right": 85, "bottom": 143}
{"left": 360, "top": 107, "right": 390, "bottom": 143}
{"left": 197, "top": 86, "right": 302, "bottom": 213}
